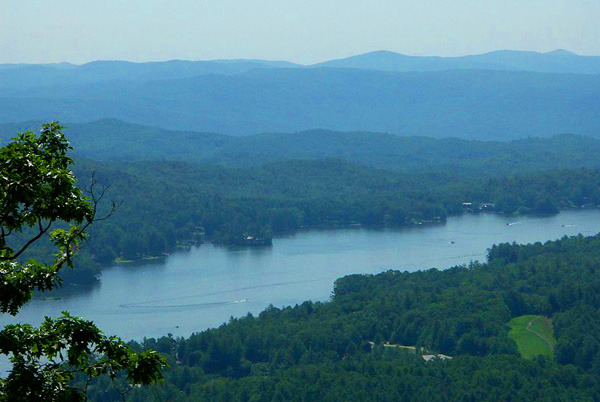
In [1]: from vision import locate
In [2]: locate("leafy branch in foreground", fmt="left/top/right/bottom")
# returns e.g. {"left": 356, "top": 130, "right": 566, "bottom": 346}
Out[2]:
{"left": 0, "top": 122, "right": 165, "bottom": 402}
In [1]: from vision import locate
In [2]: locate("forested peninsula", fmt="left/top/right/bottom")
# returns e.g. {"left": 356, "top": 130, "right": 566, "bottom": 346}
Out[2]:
{"left": 83, "top": 233, "right": 600, "bottom": 401}
{"left": 68, "top": 158, "right": 597, "bottom": 278}
{"left": 4, "top": 41, "right": 600, "bottom": 402}
{"left": 8, "top": 122, "right": 600, "bottom": 287}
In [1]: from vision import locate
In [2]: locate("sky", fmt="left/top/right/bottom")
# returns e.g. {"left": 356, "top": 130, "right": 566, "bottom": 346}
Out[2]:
{"left": 1, "top": 0, "right": 599, "bottom": 64}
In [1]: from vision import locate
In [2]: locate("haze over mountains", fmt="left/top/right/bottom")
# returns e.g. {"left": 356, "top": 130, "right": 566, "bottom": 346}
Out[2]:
{"left": 2, "top": 49, "right": 600, "bottom": 139}
{"left": 316, "top": 49, "right": 600, "bottom": 74}
{"left": 3, "top": 119, "right": 600, "bottom": 177}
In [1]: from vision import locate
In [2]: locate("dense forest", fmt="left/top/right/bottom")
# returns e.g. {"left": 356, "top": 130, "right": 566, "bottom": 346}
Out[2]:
{"left": 4, "top": 120, "right": 600, "bottom": 176}
{"left": 79, "top": 159, "right": 600, "bottom": 264}
{"left": 5, "top": 30, "right": 600, "bottom": 401}
{"left": 14, "top": 155, "right": 600, "bottom": 288}
{"left": 7, "top": 123, "right": 600, "bottom": 289}
{"left": 80, "top": 234, "right": 600, "bottom": 401}
{"left": 4, "top": 123, "right": 600, "bottom": 400}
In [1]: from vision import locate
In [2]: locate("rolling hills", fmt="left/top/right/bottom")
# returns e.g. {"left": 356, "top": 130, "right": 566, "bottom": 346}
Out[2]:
{"left": 2, "top": 50, "right": 600, "bottom": 139}
{"left": 2, "top": 119, "right": 600, "bottom": 176}
{"left": 316, "top": 49, "right": 600, "bottom": 74}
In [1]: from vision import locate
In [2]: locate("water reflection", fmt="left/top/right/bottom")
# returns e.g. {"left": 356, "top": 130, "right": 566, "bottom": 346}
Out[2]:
{"left": 2, "top": 209, "right": 600, "bottom": 341}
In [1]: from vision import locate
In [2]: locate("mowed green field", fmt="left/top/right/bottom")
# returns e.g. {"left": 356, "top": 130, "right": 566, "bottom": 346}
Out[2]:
{"left": 508, "top": 315, "right": 557, "bottom": 359}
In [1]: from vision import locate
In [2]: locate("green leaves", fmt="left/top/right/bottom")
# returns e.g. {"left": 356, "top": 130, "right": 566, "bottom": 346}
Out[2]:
{"left": 1, "top": 122, "right": 91, "bottom": 235}
{"left": 0, "top": 313, "right": 166, "bottom": 397}
{"left": 0, "top": 260, "right": 59, "bottom": 315}
{"left": 0, "top": 123, "right": 166, "bottom": 401}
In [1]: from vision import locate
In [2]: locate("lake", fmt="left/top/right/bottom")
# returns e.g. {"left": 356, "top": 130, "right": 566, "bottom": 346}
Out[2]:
{"left": 3, "top": 209, "right": 600, "bottom": 340}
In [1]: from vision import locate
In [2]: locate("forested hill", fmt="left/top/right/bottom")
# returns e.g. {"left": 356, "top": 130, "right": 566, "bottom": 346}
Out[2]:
{"left": 13, "top": 155, "right": 597, "bottom": 288}
{"left": 1, "top": 68, "right": 600, "bottom": 138}
{"left": 3, "top": 119, "right": 600, "bottom": 176}
{"left": 0, "top": 59, "right": 301, "bottom": 88}
{"left": 59, "top": 158, "right": 599, "bottom": 280}
{"left": 7, "top": 119, "right": 600, "bottom": 287}
{"left": 86, "top": 234, "right": 600, "bottom": 401}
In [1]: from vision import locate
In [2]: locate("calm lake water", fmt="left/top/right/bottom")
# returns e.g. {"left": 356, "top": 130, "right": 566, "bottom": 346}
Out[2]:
{"left": 3, "top": 210, "right": 600, "bottom": 340}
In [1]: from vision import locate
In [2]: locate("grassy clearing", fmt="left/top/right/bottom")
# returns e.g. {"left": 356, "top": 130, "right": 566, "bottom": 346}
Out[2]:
{"left": 508, "top": 315, "right": 556, "bottom": 359}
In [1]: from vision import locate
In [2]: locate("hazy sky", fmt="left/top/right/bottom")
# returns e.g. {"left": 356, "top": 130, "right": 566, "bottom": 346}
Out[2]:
{"left": 1, "top": 0, "right": 599, "bottom": 64}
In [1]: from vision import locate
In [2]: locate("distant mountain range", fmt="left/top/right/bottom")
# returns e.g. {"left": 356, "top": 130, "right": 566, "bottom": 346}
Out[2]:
{"left": 1, "top": 50, "right": 600, "bottom": 139}
{"left": 315, "top": 49, "right": 600, "bottom": 74}
{"left": 0, "top": 59, "right": 302, "bottom": 89}
{"left": 4, "top": 49, "right": 600, "bottom": 79}
{"left": 3, "top": 119, "right": 600, "bottom": 176}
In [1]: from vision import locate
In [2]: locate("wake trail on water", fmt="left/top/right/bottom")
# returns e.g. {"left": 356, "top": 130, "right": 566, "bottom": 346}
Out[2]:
{"left": 117, "top": 278, "right": 323, "bottom": 313}
{"left": 115, "top": 299, "right": 251, "bottom": 314}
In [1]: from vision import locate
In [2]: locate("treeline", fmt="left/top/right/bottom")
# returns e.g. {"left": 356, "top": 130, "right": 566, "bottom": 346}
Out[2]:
{"left": 84, "top": 234, "right": 600, "bottom": 401}
{"left": 78, "top": 159, "right": 600, "bottom": 263}
{"left": 17, "top": 158, "right": 600, "bottom": 287}
{"left": 90, "top": 355, "right": 597, "bottom": 402}
{"left": 5, "top": 119, "right": 600, "bottom": 177}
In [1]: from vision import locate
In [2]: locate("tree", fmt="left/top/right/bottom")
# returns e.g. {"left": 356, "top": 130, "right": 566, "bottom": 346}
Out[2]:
{"left": 0, "top": 122, "right": 165, "bottom": 401}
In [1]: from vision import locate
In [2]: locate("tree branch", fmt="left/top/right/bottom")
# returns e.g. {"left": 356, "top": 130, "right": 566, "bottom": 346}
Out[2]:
{"left": 0, "top": 217, "right": 52, "bottom": 261}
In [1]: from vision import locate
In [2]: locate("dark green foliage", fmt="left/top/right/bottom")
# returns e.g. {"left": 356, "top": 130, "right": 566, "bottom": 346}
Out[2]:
{"left": 0, "top": 314, "right": 164, "bottom": 402}
{"left": 87, "top": 234, "right": 600, "bottom": 401}
{"left": 0, "top": 122, "right": 94, "bottom": 314}
{"left": 4, "top": 120, "right": 600, "bottom": 177}
{"left": 0, "top": 123, "right": 165, "bottom": 401}
{"left": 73, "top": 158, "right": 600, "bottom": 273}
{"left": 6, "top": 121, "right": 600, "bottom": 288}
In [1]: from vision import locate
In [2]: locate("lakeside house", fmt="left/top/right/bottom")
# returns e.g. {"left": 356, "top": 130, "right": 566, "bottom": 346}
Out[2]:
{"left": 422, "top": 354, "right": 453, "bottom": 362}
{"left": 368, "top": 342, "right": 453, "bottom": 362}
{"left": 462, "top": 202, "right": 496, "bottom": 212}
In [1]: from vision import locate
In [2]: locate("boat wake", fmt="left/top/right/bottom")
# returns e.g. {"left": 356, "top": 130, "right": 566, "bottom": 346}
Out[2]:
{"left": 118, "top": 298, "right": 251, "bottom": 314}
{"left": 117, "top": 279, "right": 320, "bottom": 314}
